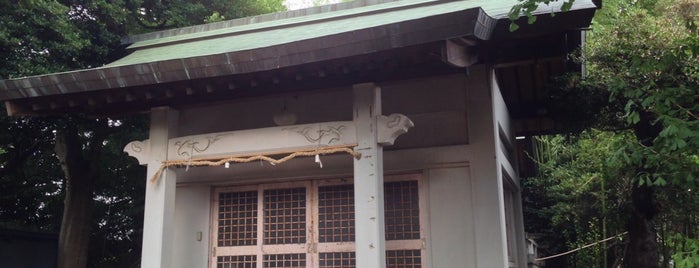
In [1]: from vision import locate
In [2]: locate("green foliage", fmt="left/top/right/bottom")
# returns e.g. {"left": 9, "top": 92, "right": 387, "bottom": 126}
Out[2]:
{"left": 526, "top": 131, "right": 699, "bottom": 267}
{"left": 0, "top": 0, "right": 88, "bottom": 78}
{"left": 0, "top": 0, "right": 288, "bottom": 78}
{"left": 668, "top": 233, "right": 699, "bottom": 267}
{"left": 0, "top": 0, "right": 286, "bottom": 266}
{"left": 542, "top": 73, "right": 623, "bottom": 132}
{"left": 524, "top": 0, "right": 699, "bottom": 266}
{"left": 205, "top": 11, "right": 227, "bottom": 23}
{"left": 126, "top": 0, "right": 286, "bottom": 31}
{"left": 0, "top": 113, "right": 65, "bottom": 232}
{"left": 508, "top": 0, "right": 576, "bottom": 32}
{"left": 523, "top": 131, "right": 630, "bottom": 266}
{"left": 585, "top": 0, "right": 699, "bottom": 188}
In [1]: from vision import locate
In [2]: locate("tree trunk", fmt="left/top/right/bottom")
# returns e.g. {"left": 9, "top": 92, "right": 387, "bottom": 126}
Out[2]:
{"left": 627, "top": 183, "right": 659, "bottom": 268}
{"left": 55, "top": 128, "right": 96, "bottom": 268}
{"left": 627, "top": 111, "right": 662, "bottom": 268}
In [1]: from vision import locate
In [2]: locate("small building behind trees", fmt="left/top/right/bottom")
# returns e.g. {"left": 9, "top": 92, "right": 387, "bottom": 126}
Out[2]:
{"left": 0, "top": 0, "right": 596, "bottom": 267}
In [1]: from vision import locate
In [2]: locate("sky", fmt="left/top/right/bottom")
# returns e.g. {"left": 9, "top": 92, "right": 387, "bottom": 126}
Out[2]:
{"left": 283, "top": 0, "right": 342, "bottom": 10}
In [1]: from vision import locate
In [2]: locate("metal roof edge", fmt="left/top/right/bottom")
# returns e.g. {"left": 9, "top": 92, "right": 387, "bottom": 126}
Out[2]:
{"left": 485, "top": 0, "right": 597, "bottom": 20}
{"left": 121, "top": 0, "right": 403, "bottom": 45}
{"left": 121, "top": 0, "right": 598, "bottom": 47}
{"left": 470, "top": 0, "right": 597, "bottom": 41}
{"left": 473, "top": 8, "right": 498, "bottom": 40}
{"left": 122, "top": 0, "right": 408, "bottom": 45}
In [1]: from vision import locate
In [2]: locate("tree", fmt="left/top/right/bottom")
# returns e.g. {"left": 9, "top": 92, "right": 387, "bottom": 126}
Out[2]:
{"left": 523, "top": 131, "right": 632, "bottom": 267}
{"left": 124, "top": 0, "right": 286, "bottom": 31}
{"left": 585, "top": 2, "right": 698, "bottom": 267}
{"left": 0, "top": 115, "right": 64, "bottom": 232}
{"left": 524, "top": 130, "right": 699, "bottom": 268}
{"left": 515, "top": 0, "right": 699, "bottom": 267}
{"left": 0, "top": 0, "right": 285, "bottom": 267}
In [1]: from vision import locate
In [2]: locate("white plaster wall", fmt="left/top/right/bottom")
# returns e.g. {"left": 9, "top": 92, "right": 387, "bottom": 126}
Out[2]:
{"left": 177, "top": 88, "right": 353, "bottom": 136}
{"left": 382, "top": 75, "right": 469, "bottom": 148}
{"left": 426, "top": 167, "right": 476, "bottom": 268}
{"left": 176, "top": 74, "right": 468, "bottom": 150}
{"left": 173, "top": 185, "right": 211, "bottom": 268}
{"left": 167, "top": 65, "right": 512, "bottom": 268}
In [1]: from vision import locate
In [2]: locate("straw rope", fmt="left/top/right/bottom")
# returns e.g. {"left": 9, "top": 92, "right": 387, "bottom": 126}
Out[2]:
{"left": 150, "top": 145, "right": 361, "bottom": 183}
{"left": 535, "top": 232, "right": 627, "bottom": 261}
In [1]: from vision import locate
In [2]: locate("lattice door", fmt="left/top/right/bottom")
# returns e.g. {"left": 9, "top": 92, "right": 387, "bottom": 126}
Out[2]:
{"left": 213, "top": 183, "right": 311, "bottom": 268}
{"left": 212, "top": 175, "right": 426, "bottom": 268}
{"left": 384, "top": 179, "right": 424, "bottom": 268}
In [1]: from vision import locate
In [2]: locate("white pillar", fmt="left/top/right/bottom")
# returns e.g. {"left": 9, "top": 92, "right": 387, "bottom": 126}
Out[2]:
{"left": 467, "top": 68, "right": 509, "bottom": 268}
{"left": 513, "top": 190, "right": 529, "bottom": 268}
{"left": 142, "top": 107, "right": 178, "bottom": 268}
{"left": 353, "top": 83, "right": 387, "bottom": 268}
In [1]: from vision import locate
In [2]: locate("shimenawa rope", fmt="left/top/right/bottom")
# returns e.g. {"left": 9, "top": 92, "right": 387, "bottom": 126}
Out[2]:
{"left": 150, "top": 146, "right": 361, "bottom": 183}
{"left": 535, "top": 232, "right": 627, "bottom": 261}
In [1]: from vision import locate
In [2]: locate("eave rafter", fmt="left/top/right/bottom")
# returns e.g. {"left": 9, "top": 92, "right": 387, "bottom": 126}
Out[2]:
{"left": 5, "top": 42, "right": 457, "bottom": 116}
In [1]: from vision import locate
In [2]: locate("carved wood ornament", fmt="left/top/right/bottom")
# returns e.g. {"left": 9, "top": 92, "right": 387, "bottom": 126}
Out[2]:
{"left": 123, "top": 114, "right": 413, "bottom": 175}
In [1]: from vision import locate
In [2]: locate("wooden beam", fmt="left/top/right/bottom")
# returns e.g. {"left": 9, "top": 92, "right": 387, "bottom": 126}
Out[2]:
{"left": 493, "top": 56, "right": 563, "bottom": 69}
{"left": 352, "top": 83, "right": 387, "bottom": 268}
{"left": 441, "top": 39, "right": 479, "bottom": 68}
{"left": 123, "top": 115, "right": 413, "bottom": 164}
{"left": 5, "top": 101, "right": 32, "bottom": 116}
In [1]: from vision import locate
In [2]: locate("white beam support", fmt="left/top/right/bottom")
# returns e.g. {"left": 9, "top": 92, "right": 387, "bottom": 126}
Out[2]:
{"left": 124, "top": 117, "right": 413, "bottom": 164}
{"left": 142, "top": 107, "right": 179, "bottom": 268}
{"left": 352, "top": 83, "right": 387, "bottom": 268}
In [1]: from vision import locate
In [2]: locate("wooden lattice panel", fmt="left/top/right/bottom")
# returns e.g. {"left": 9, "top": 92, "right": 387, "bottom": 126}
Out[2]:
{"left": 217, "top": 255, "right": 257, "bottom": 268}
{"left": 386, "top": 250, "right": 421, "bottom": 268}
{"left": 318, "top": 184, "right": 355, "bottom": 243}
{"left": 384, "top": 181, "right": 420, "bottom": 240}
{"left": 264, "top": 188, "right": 307, "bottom": 244}
{"left": 214, "top": 176, "right": 424, "bottom": 268}
{"left": 319, "top": 252, "right": 356, "bottom": 268}
{"left": 218, "top": 191, "right": 258, "bottom": 246}
{"left": 262, "top": 253, "right": 306, "bottom": 267}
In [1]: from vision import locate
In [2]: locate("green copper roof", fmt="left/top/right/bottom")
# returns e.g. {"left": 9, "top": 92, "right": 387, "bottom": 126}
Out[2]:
{"left": 107, "top": 0, "right": 484, "bottom": 67}
{"left": 106, "top": 0, "right": 592, "bottom": 67}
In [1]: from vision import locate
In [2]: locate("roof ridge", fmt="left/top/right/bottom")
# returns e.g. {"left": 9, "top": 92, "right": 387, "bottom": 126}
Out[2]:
{"left": 124, "top": 0, "right": 457, "bottom": 52}
{"left": 122, "top": 0, "right": 404, "bottom": 45}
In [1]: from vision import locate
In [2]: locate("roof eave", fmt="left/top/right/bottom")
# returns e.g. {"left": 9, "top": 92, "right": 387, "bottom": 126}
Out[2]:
{"left": 0, "top": 1, "right": 597, "bottom": 116}
{"left": 0, "top": 7, "right": 489, "bottom": 102}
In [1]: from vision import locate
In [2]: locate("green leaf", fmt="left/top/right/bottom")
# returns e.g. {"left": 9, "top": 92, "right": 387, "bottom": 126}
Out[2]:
{"left": 509, "top": 22, "right": 520, "bottom": 32}
{"left": 676, "top": 139, "right": 687, "bottom": 149}
{"left": 628, "top": 111, "right": 641, "bottom": 124}
{"left": 508, "top": 6, "right": 521, "bottom": 21}
{"left": 654, "top": 177, "right": 667, "bottom": 186}
{"left": 527, "top": 15, "right": 537, "bottom": 24}
{"left": 561, "top": 1, "right": 574, "bottom": 11}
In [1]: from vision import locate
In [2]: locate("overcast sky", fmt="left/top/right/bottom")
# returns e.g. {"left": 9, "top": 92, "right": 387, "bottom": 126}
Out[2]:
{"left": 284, "top": 0, "right": 342, "bottom": 10}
